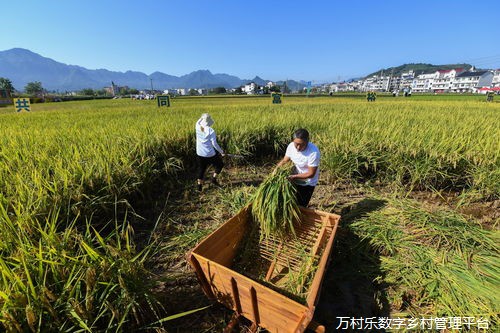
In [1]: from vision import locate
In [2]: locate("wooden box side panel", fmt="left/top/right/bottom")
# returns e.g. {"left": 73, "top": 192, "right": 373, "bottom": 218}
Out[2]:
{"left": 193, "top": 253, "right": 311, "bottom": 333}
{"left": 192, "top": 206, "right": 250, "bottom": 267}
{"left": 305, "top": 211, "right": 340, "bottom": 308}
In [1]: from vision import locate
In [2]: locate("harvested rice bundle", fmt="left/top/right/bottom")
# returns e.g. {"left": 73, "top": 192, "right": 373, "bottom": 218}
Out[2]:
{"left": 251, "top": 167, "right": 301, "bottom": 240}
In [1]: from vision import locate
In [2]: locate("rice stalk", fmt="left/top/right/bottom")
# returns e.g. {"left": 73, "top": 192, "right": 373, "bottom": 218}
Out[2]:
{"left": 251, "top": 166, "right": 301, "bottom": 240}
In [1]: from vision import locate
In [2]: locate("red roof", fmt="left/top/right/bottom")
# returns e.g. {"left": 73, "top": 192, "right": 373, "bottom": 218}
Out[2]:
{"left": 478, "top": 87, "right": 500, "bottom": 91}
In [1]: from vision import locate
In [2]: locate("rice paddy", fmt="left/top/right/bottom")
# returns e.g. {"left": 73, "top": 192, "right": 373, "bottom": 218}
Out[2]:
{"left": 0, "top": 95, "right": 498, "bottom": 331}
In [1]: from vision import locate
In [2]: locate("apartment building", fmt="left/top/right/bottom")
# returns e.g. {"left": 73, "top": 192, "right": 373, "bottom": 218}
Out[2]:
{"left": 492, "top": 70, "right": 500, "bottom": 88}
{"left": 412, "top": 73, "right": 438, "bottom": 93}
{"left": 431, "top": 68, "right": 465, "bottom": 92}
{"left": 452, "top": 71, "right": 494, "bottom": 92}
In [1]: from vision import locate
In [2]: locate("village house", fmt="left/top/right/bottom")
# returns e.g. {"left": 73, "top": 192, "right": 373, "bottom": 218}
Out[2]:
{"left": 394, "top": 70, "right": 415, "bottom": 91}
{"left": 349, "top": 66, "right": 499, "bottom": 94}
{"left": 412, "top": 73, "right": 438, "bottom": 93}
{"left": 431, "top": 68, "right": 465, "bottom": 92}
{"left": 491, "top": 69, "right": 500, "bottom": 88}
{"left": 452, "top": 70, "right": 494, "bottom": 93}
{"left": 242, "top": 82, "right": 257, "bottom": 94}
{"left": 265, "top": 81, "right": 275, "bottom": 89}
{"left": 329, "top": 82, "right": 357, "bottom": 93}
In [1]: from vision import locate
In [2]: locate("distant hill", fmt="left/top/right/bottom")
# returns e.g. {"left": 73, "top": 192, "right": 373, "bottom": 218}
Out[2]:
{"left": 276, "top": 80, "right": 306, "bottom": 92}
{"left": 365, "top": 63, "right": 473, "bottom": 78}
{"left": 0, "top": 48, "right": 279, "bottom": 91}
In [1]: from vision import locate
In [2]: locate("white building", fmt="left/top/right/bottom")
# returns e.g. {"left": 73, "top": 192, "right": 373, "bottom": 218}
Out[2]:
{"left": 329, "top": 83, "right": 357, "bottom": 93}
{"left": 431, "top": 68, "right": 465, "bottom": 92}
{"left": 397, "top": 70, "right": 415, "bottom": 91}
{"left": 359, "top": 74, "right": 396, "bottom": 92}
{"left": 163, "top": 89, "right": 178, "bottom": 95}
{"left": 412, "top": 73, "right": 439, "bottom": 93}
{"left": 491, "top": 69, "right": 500, "bottom": 88}
{"left": 242, "top": 82, "right": 257, "bottom": 94}
{"left": 452, "top": 70, "right": 494, "bottom": 92}
{"left": 350, "top": 67, "right": 499, "bottom": 94}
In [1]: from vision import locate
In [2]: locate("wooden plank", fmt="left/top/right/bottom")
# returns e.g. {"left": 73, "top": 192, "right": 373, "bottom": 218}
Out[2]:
{"left": 193, "top": 254, "right": 309, "bottom": 332}
{"left": 265, "top": 242, "right": 284, "bottom": 281}
{"left": 306, "top": 214, "right": 340, "bottom": 308}
{"left": 231, "top": 277, "right": 242, "bottom": 313}
{"left": 187, "top": 253, "right": 215, "bottom": 300}
{"left": 297, "top": 223, "right": 328, "bottom": 291}
{"left": 250, "top": 286, "right": 261, "bottom": 325}
{"left": 293, "top": 310, "right": 314, "bottom": 333}
{"left": 310, "top": 223, "right": 327, "bottom": 257}
{"left": 193, "top": 206, "right": 250, "bottom": 266}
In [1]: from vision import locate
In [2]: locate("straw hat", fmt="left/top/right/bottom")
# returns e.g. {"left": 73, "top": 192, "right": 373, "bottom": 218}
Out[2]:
{"left": 199, "top": 113, "right": 214, "bottom": 127}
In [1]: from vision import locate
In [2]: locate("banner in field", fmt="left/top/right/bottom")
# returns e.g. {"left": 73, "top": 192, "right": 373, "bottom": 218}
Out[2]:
{"left": 14, "top": 98, "right": 31, "bottom": 112}
{"left": 157, "top": 95, "right": 170, "bottom": 107}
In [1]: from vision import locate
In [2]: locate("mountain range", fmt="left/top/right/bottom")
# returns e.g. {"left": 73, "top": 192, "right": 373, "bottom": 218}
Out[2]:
{"left": 0, "top": 48, "right": 306, "bottom": 92}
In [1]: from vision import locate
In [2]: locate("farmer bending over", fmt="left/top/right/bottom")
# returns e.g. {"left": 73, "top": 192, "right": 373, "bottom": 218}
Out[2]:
{"left": 195, "top": 113, "right": 225, "bottom": 191}
{"left": 277, "top": 128, "right": 320, "bottom": 207}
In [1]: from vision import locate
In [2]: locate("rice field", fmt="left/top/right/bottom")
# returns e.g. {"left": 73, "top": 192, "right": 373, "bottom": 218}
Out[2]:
{"left": 0, "top": 95, "right": 498, "bottom": 331}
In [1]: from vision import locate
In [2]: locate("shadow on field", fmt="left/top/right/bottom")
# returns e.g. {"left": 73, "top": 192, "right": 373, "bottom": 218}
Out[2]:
{"left": 315, "top": 198, "right": 390, "bottom": 332}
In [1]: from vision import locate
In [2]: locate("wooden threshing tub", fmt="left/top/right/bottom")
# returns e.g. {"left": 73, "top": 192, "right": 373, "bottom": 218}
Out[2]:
{"left": 188, "top": 205, "right": 341, "bottom": 333}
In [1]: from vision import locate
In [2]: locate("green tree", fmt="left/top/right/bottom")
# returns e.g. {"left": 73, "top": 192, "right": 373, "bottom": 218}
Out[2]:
{"left": 0, "top": 77, "right": 15, "bottom": 94}
{"left": 210, "top": 86, "right": 227, "bottom": 94}
{"left": 25, "top": 81, "right": 44, "bottom": 95}
{"left": 281, "top": 83, "right": 291, "bottom": 94}
{"left": 81, "top": 88, "right": 95, "bottom": 96}
{"left": 269, "top": 86, "right": 281, "bottom": 93}
{"left": 189, "top": 89, "right": 199, "bottom": 96}
{"left": 234, "top": 87, "right": 243, "bottom": 94}
{"left": 119, "top": 87, "right": 131, "bottom": 95}
{"left": 129, "top": 88, "right": 139, "bottom": 95}
{"left": 95, "top": 89, "right": 108, "bottom": 97}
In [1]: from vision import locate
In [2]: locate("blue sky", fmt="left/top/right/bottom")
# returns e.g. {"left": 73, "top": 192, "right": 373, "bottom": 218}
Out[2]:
{"left": 2, "top": 0, "right": 500, "bottom": 82}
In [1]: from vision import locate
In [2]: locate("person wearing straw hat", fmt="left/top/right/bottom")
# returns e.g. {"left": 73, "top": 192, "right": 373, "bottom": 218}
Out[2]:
{"left": 195, "top": 113, "right": 225, "bottom": 191}
{"left": 277, "top": 128, "right": 320, "bottom": 207}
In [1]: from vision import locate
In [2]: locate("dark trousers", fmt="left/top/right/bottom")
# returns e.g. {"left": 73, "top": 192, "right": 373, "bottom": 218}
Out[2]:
{"left": 296, "top": 185, "right": 315, "bottom": 207}
{"left": 197, "top": 154, "right": 224, "bottom": 180}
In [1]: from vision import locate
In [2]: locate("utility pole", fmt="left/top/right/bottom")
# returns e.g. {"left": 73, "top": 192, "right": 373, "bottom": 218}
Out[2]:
{"left": 150, "top": 78, "right": 154, "bottom": 93}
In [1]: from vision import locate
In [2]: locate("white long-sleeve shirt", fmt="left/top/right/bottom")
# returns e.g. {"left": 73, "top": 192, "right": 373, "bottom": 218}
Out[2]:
{"left": 195, "top": 120, "right": 224, "bottom": 157}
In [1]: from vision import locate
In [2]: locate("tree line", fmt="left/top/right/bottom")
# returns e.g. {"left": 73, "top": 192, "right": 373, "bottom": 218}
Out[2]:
{"left": 0, "top": 76, "right": 288, "bottom": 98}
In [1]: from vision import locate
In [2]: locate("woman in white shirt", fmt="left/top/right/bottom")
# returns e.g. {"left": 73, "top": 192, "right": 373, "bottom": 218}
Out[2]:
{"left": 277, "top": 128, "right": 320, "bottom": 207}
{"left": 195, "top": 113, "right": 225, "bottom": 191}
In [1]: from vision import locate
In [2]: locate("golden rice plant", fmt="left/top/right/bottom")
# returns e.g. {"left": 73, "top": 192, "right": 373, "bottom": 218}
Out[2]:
{"left": 0, "top": 95, "right": 498, "bottom": 327}
{"left": 349, "top": 197, "right": 499, "bottom": 321}
{"left": 251, "top": 166, "right": 301, "bottom": 240}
